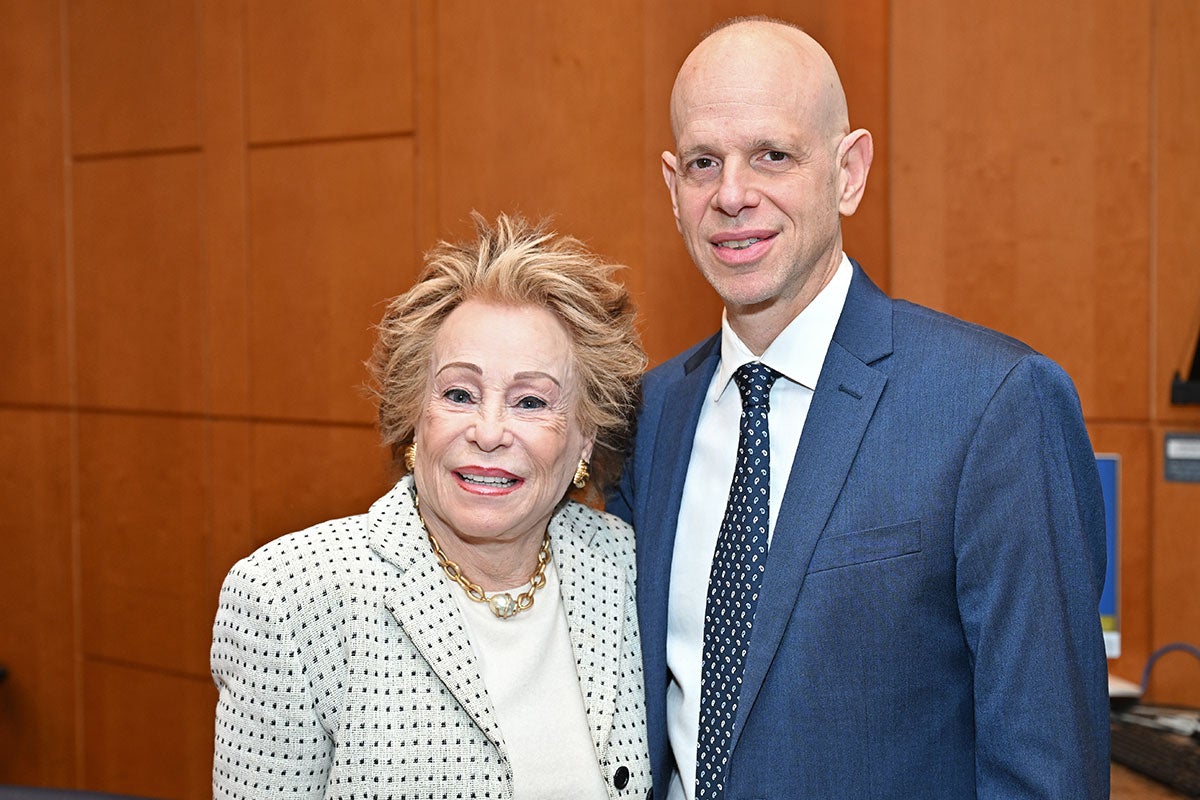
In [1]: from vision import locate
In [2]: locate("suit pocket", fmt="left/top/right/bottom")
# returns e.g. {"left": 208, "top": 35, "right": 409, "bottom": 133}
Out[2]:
{"left": 806, "top": 520, "right": 921, "bottom": 573}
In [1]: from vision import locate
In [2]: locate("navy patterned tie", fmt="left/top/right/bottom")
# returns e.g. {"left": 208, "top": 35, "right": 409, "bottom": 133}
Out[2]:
{"left": 696, "top": 361, "right": 780, "bottom": 800}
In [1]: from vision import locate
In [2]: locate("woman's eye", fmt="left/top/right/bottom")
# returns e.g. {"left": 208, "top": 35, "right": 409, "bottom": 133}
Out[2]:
{"left": 516, "top": 395, "right": 547, "bottom": 410}
{"left": 444, "top": 388, "right": 472, "bottom": 403}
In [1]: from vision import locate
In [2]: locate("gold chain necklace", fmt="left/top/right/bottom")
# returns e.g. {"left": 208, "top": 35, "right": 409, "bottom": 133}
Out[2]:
{"left": 415, "top": 493, "right": 551, "bottom": 619}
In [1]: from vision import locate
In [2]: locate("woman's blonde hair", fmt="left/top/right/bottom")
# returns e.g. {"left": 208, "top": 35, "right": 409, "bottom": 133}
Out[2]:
{"left": 368, "top": 213, "right": 646, "bottom": 496}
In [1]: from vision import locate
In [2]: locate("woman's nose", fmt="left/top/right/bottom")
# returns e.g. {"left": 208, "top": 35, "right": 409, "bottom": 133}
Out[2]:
{"left": 467, "top": 405, "right": 512, "bottom": 451}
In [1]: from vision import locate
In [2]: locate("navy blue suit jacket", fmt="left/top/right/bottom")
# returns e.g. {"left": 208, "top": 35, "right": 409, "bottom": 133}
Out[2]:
{"left": 609, "top": 263, "right": 1110, "bottom": 799}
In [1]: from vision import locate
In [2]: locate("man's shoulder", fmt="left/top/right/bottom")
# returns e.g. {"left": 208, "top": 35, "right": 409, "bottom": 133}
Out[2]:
{"left": 643, "top": 332, "right": 719, "bottom": 387}
{"left": 891, "top": 298, "right": 1034, "bottom": 360}
{"left": 875, "top": 296, "right": 1086, "bottom": 407}
{"left": 844, "top": 259, "right": 1038, "bottom": 367}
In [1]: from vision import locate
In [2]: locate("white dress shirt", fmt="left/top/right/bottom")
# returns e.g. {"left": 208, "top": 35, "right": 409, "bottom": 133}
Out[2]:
{"left": 665, "top": 255, "right": 853, "bottom": 800}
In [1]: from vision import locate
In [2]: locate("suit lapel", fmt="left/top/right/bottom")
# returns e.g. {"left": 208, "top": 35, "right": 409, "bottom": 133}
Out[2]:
{"left": 731, "top": 266, "right": 894, "bottom": 753}
{"left": 638, "top": 336, "right": 720, "bottom": 709}
{"left": 370, "top": 479, "right": 506, "bottom": 752}
{"left": 552, "top": 510, "right": 625, "bottom": 758}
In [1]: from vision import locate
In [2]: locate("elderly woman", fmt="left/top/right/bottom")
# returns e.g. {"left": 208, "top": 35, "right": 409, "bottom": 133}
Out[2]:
{"left": 211, "top": 214, "right": 650, "bottom": 798}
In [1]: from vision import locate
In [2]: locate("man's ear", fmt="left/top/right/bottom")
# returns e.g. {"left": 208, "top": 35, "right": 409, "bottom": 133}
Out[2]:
{"left": 662, "top": 150, "right": 683, "bottom": 232}
{"left": 836, "top": 129, "right": 873, "bottom": 217}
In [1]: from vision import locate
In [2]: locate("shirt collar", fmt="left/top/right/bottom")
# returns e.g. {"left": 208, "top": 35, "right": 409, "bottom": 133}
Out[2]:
{"left": 712, "top": 253, "right": 854, "bottom": 402}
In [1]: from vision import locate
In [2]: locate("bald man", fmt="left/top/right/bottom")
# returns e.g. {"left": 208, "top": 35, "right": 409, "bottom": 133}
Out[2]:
{"left": 609, "top": 17, "right": 1109, "bottom": 800}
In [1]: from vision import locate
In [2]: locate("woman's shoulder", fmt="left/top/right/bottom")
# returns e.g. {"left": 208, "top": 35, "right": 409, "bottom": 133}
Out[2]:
{"left": 555, "top": 501, "right": 636, "bottom": 564}
{"left": 231, "top": 511, "right": 376, "bottom": 583}
{"left": 232, "top": 479, "right": 413, "bottom": 582}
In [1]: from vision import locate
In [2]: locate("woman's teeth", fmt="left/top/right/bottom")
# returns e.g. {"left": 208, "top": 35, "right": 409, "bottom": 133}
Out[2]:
{"left": 459, "top": 473, "right": 518, "bottom": 487}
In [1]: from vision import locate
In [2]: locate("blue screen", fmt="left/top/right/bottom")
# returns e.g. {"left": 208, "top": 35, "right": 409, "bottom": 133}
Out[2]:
{"left": 1095, "top": 454, "right": 1119, "bottom": 657}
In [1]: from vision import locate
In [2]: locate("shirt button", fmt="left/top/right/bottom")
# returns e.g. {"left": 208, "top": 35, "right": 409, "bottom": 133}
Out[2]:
{"left": 613, "top": 765, "right": 630, "bottom": 789}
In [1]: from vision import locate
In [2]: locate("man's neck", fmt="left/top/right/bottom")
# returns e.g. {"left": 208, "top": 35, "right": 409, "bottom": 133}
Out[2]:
{"left": 726, "top": 304, "right": 795, "bottom": 356}
{"left": 726, "top": 259, "right": 842, "bottom": 355}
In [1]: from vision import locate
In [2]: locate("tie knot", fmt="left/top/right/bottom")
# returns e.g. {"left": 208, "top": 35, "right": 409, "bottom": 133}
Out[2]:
{"left": 733, "top": 362, "right": 780, "bottom": 409}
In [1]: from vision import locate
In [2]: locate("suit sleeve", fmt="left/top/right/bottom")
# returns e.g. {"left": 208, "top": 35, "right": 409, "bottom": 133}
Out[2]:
{"left": 210, "top": 559, "right": 334, "bottom": 798}
{"left": 954, "top": 355, "right": 1109, "bottom": 799}
{"left": 606, "top": 454, "right": 636, "bottom": 526}
{"left": 607, "top": 376, "right": 653, "bottom": 527}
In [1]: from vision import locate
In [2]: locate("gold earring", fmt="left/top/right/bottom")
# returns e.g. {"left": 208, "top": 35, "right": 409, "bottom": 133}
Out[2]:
{"left": 404, "top": 443, "right": 417, "bottom": 472}
{"left": 572, "top": 458, "right": 589, "bottom": 489}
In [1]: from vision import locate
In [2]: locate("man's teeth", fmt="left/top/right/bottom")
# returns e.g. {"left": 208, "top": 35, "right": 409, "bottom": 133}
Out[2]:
{"left": 719, "top": 237, "right": 761, "bottom": 250}
{"left": 459, "top": 473, "right": 517, "bottom": 487}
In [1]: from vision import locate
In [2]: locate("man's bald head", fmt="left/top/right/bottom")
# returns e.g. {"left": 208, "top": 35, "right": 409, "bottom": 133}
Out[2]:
{"left": 659, "top": 17, "right": 873, "bottom": 351}
{"left": 669, "top": 19, "right": 851, "bottom": 148}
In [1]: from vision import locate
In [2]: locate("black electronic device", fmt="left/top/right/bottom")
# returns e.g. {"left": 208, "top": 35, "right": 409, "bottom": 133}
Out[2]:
{"left": 1111, "top": 705, "right": 1200, "bottom": 797}
{"left": 1171, "top": 317, "right": 1200, "bottom": 405}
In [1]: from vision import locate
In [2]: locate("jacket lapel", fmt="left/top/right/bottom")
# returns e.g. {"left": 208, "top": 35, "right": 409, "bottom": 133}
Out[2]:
{"left": 369, "top": 478, "right": 507, "bottom": 753}
{"left": 552, "top": 510, "right": 626, "bottom": 758}
{"left": 637, "top": 336, "right": 721, "bottom": 711}
{"left": 731, "top": 265, "right": 894, "bottom": 753}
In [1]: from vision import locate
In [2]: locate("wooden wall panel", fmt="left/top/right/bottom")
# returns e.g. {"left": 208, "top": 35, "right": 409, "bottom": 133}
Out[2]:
{"left": 428, "top": 2, "right": 645, "bottom": 260}
{"left": 73, "top": 154, "right": 206, "bottom": 413}
{"left": 82, "top": 662, "right": 212, "bottom": 799}
{"left": 0, "top": 1, "right": 69, "bottom": 406}
{"left": 1155, "top": 0, "right": 1200, "bottom": 422}
{"left": 249, "top": 139, "right": 416, "bottom": 422}
{"left": 249, "top": 422, "right": 394, "bottom": 550}
{"left": 1147, "top": 0, "right": 1200, "bottom": 712}
{"left": 0, "top": 409, "right": 76, "bottom": 785}
{"left": 247, "top": 0, "right": 414, "bottom": 144}
{"left": 202, "top": 0, "right": 252, "bottom": 417}
{"left": 890, "top": 1, "right": 1152, "bottom": 421}
{"left": 206, "top": 421, "right": 254, "bottom": 602}
{"left": 67, "top": 0, "right": 199, "bottom": 155}
{"left": 77, "top": 413, "right": 212, "bottom": 677}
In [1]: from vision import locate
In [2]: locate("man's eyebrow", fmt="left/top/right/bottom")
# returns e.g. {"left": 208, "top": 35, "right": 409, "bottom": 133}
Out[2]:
{"left": 677, "top": 145, "right": 716, "bottom": 163}
{"left": 676, "top": 140, "right": 805, "bottom": 162}
{"left": 747, "top": 138, "right": 803, "bottom": 153}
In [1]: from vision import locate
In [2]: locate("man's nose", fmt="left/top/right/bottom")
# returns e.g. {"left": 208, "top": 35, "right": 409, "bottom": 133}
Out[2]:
{"left": 712, "top": 161, "right": 761, "bottom": 216}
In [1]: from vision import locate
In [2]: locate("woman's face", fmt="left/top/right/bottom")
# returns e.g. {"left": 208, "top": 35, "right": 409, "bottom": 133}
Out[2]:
{"left": 413, "top": 299, "right": 593, "bottom": 552}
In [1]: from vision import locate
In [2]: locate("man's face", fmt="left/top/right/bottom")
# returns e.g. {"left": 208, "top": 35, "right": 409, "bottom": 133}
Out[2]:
{"left": 663, "top": 50, "right": 847, "bottom": 320}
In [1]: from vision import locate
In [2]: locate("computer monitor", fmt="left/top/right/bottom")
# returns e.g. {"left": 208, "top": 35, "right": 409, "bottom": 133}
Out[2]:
{"left": 1096, "top": 453, "right": 1120, "bottom": 659}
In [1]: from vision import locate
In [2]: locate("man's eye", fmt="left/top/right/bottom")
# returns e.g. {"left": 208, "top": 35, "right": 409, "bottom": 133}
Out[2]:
{"left": 690, "top": 156, "right": 717, "bottom": 170}
{"left": 763, "top": 150, "right": 788, "bottom": 162}
{"left": 444, "top": 388, "right": 472, "bottom": 403}
{"left": 516, "top": 396, "right": 547, "bottom": 410}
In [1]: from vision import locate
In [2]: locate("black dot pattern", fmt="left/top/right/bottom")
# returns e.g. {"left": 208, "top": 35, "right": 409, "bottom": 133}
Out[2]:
{"left": 210, "top": 476, "right": 650, "bottom": 798}
{"left": 696, "top": 362, "right": 780, "bottom": 799}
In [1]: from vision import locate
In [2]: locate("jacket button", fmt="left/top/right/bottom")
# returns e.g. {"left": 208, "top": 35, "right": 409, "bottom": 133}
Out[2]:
{"left": 613, "top": 765, "right": 630, "bottom": 789}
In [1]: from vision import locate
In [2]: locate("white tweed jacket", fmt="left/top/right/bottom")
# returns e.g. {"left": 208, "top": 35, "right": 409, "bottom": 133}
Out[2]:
{"left": 211, "top": 476, "right": 651, "bottom": 799}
